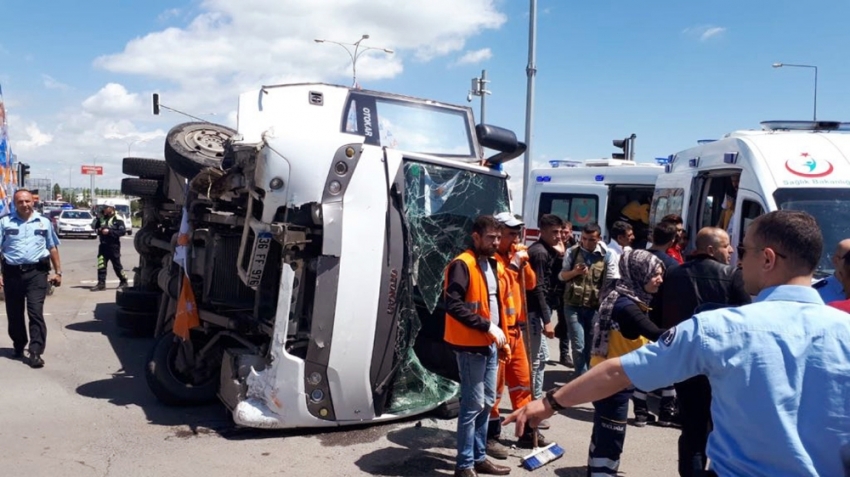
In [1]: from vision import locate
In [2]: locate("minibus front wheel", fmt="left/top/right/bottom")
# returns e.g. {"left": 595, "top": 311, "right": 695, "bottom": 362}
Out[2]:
{"left": 146, "top": 332, "right": 219, "bottom": 406}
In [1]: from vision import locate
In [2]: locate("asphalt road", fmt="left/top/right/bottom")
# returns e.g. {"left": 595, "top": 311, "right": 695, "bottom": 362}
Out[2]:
{"left": 0, "top": 237, "right": 680, "bottom": 476}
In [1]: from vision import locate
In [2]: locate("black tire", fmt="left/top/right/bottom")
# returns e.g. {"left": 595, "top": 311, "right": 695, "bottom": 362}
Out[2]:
{"left": 432, "top": 396, "right": 460, "bottom": 419}
{"left": 122, "top": 178, "right": 162, "bottom": 198}
{"left": 116, "top": 288, "right": 161, "bottom": 312}
{"left": 164, "top": 122, "right": 236, "bottom": 179}
{"left": 146, "top": 332, "right": 219, "bottom": 406}
{"left": 134, "top": 226, "right": 153, "bottom": 254}
{"left": 123, "top": 157, "right": 168, "bottom": 179}
{"left": 115, "top": 307, "right": 157, "bottom": 337}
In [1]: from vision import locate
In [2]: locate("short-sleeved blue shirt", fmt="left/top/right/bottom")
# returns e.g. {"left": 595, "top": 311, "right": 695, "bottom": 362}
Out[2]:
{"left": 621, "top": 285, "right": 850, "bottom": 477}
{"left": 0, "top": 211, "right": 60, "bottom": 266}
{"left": 814, "top": 274, "right": 845, "bottom": 303}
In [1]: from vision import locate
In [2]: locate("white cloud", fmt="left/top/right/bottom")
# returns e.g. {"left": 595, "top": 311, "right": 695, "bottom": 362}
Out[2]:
{"left": 94, "top": 0, "right": 505, "bottom": 87}
{"left": 157, "top": 8, "right": 182, "bottom": 22}
{"left": 14, "top": 122, "right": 54, "bottom": 151}
{"left": 82, "top": 83, "right": 144, "bottom": 117}
{"left": 682, "top": 25, "right": 727, "bottom": 42}
{"left": 454, "top": 48, "right": 492, "bottom": 66}
{"left": 42, "top": 74, "right": 70, "bottom": 90}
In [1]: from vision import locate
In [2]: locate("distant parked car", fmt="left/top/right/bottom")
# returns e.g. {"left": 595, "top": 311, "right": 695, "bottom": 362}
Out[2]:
{"left": 56, "top": 209, "right": 96, "bottom": 239}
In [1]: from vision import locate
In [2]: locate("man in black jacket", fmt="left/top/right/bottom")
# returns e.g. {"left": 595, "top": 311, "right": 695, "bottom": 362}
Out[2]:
{"left": 525, "top": 214, "right": 561, "bottom": 429}
{"left": 651, "top": 226, "right": 751, "bottom": 477}
{"left": 90, "top": 206, "right": 128, "bottom": 291}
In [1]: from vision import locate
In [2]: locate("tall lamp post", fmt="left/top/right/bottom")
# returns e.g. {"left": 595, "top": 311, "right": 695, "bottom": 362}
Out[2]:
{"left": 126, "top": 138, "right": 141, "bottom": 157}
{"left": 522, "top": 0, "right": 538, "bottom": 206}
{"left": 314, "top": 34, "right": 394, "bottom": 87}
{"left": 772, "top": 62, "right": 818, "bottom": 121}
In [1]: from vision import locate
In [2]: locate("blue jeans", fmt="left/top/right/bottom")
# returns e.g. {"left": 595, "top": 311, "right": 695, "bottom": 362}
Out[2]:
{"left": 565, "top": 305, "right": 596, "bottom": 375}
{"left": 526, "top": 312, "right": 550, "bottom": 399}
{"left": 588, "top": 388, "right": 632, "bottom": 476}
{"left": 455, "top": 344, "right": 498, "bottom": 470}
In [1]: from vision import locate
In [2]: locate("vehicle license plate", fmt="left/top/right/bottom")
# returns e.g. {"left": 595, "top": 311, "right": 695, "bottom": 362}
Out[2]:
{"left": 246, "top": 232, "right": 273, "bottom": 287}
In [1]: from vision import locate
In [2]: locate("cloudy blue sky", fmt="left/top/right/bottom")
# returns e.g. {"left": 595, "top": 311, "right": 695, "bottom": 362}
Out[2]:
{"left": 0, "top": 0, "right": 847, "bottom": 198}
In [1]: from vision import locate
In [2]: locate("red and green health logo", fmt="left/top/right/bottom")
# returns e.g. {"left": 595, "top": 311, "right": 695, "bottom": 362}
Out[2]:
{"left": 784, "top": 153, "right": 834, "bottom": 178}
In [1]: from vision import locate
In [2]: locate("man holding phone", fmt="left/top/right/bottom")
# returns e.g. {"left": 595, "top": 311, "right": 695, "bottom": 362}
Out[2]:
{"left": 558, "top": 223, "right": 613, "bottom": 375}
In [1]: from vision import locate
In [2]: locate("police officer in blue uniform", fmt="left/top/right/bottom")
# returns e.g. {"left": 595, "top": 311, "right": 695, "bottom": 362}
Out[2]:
{"left": 813, "top": 238, "right": 850, "bottom": 303}
{"left": 0, "top": 189, "right": 63, "bottom": 368}
{"left": 90, "top": 205, "right": 128, "bottom": 291}
{"left": 506, "top": 210, "right": 850, "bottom": 477}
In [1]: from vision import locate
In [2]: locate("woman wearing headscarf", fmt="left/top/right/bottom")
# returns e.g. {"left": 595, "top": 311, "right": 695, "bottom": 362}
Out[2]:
{"left": 586, "top": 249, "right": 666, "bottom": 476}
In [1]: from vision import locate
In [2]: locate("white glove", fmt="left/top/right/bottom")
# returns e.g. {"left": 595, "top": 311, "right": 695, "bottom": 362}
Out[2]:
{"left": 510, "top": 250, "right": 529, "bottom": 268}
{"left": 488, "top": 323, "right": 507, "bottom": 347}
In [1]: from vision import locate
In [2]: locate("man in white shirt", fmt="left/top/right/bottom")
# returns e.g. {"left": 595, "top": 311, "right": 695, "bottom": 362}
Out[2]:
{"left": 606, "top": 221, "right": 635, "bottom": 280}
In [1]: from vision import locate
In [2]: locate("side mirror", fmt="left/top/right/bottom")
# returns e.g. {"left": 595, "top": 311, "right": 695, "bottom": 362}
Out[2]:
{"left": 475, "top": 124, "right": 526, "bottom": 165}
{"left": 476, "top": 124, "right": 518, "bottom": 152}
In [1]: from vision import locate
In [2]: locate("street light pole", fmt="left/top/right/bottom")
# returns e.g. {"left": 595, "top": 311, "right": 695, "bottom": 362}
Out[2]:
{"left": 127, "top": 139, "right": 140, "bottom": 157}
{"left": 772, "top": 62, "right": 818, "bottom": 120}
{"left": 522, "top": 0, "right": 538, "bottom": 207}
{"left": 314, "top": 34, "right": 394, "bottom": 87}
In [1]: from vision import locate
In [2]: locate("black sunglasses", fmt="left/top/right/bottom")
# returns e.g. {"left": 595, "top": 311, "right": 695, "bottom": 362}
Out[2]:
{"left": 737, "top": 244, "right": 788, "bottom": 260}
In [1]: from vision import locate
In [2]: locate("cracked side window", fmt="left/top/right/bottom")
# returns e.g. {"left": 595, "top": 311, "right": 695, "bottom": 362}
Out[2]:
{"left": 403, "top": 161, "right": 510, "bottom": 312}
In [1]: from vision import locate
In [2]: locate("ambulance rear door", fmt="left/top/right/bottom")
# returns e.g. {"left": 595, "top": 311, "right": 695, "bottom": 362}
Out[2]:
{"left": 526, "top": 183, "right": 607, "bottom": 244}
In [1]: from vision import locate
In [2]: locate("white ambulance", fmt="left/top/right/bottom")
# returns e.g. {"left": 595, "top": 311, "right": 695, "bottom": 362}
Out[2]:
{"left": 523, "top": 159, "right": 663, "bottom": 245}
{"left": 650, "top": 120, "right": 850, "bottom": 275}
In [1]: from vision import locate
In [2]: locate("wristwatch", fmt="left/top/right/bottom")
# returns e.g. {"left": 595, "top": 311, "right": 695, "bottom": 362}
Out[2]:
{"left": 55, "top": 272, "right": 63, "bottom": 276}
{"left": 545, "top": 388, "right": 565, "bottom": 411}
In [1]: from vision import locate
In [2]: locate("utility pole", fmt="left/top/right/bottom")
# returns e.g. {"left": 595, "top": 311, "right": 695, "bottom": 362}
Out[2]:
{"left": 522, "top": 0, "right": 538, "bottom": 206}
{"left": 467, "top": 70, "right": 491, "bottom": 124}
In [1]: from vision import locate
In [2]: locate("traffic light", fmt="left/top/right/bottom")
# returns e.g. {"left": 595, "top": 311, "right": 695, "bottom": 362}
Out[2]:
{"left": 612, "top": 134, "right": 637, "bottom": 161}
{"left": 18, "top": 163, "right": 30, "bottom": 187}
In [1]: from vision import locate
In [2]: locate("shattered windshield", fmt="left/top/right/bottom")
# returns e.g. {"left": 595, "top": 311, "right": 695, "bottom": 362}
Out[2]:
{"left": 384, "top": 159, "right": 510, "bottom": 414}
{"left": 773, "top": 188, "right": 850, "bottom": 278}
{"left": 343, "top": 94, "right": 475, "bottom": 157}
{"left": 403, "top": 160, "right": 510, "bottom": 312}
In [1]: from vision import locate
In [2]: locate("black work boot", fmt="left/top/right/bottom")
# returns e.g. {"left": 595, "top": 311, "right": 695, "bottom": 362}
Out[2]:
{"left": 118, "top": 279, "right": 129, "bottom": 290}
{"left": 90, "top": 282, "right": 106, "bottom": 292}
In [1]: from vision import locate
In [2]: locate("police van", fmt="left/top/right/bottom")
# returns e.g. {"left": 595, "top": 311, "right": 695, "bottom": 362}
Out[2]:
{"left": 523, "top": 158, "right": 664, "bottom": 246}
{"left": 651, "top": 120, "right": 850, "bottom": 274}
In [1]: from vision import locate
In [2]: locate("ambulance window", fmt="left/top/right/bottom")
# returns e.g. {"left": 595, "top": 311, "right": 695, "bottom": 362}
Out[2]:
{"left": 698, "top": 177, "right": 734, "bottom": 230}
{"left": 539, "top": 193, "right": 598, "bottom": 229}
{"left": 650, "top": 188, "right": 684, "bottom": 224}
{"left": 739, "top": 200, "right": 764, "bottom": 241}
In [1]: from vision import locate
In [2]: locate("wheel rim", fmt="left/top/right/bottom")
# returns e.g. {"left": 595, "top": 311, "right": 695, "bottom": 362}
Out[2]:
{"left": 165, "top": 339, "right": 215, "bottom": 388}
{"left": 185, "top": 128, "right": 228, "bottom": 158}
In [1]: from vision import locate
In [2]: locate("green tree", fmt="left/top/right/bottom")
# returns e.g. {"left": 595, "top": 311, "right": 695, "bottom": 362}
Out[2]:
{"left": 53, "top": 183, "right": 61, "bottom": 200}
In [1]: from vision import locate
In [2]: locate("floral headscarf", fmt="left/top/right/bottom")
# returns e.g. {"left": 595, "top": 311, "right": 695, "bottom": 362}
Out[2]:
{"left": 590, "top": 249, "right": 664, "bottom": 361}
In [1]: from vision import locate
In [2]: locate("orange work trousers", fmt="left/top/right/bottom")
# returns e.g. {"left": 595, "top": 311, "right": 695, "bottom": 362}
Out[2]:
{"left": 491, "top": 325, "right": 532, "bottom": 421}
